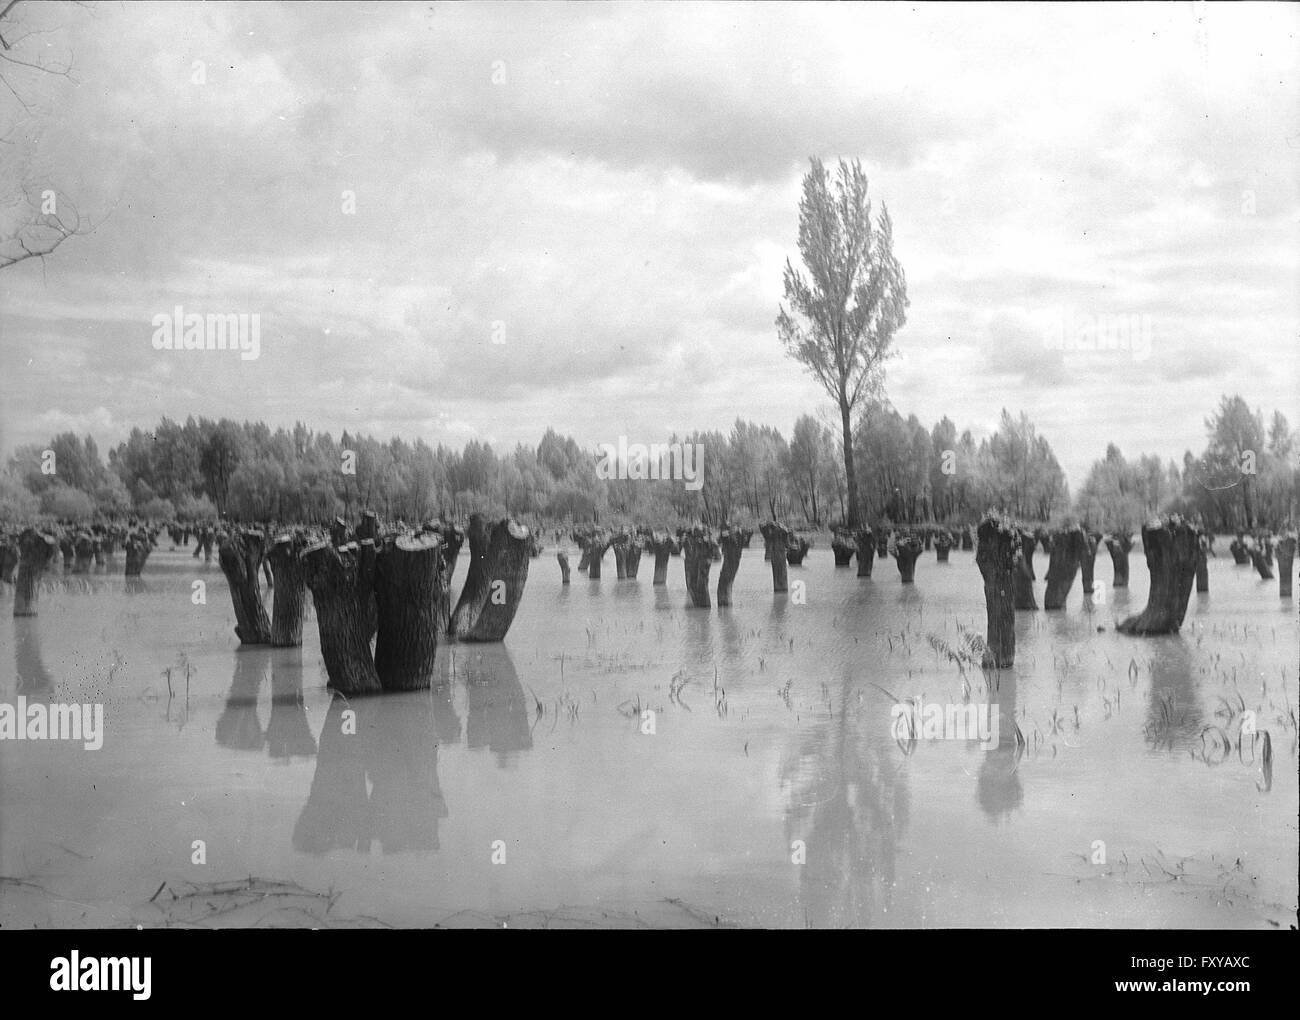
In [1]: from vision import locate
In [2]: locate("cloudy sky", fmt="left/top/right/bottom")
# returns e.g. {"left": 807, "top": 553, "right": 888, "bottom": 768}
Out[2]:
{"left": 1, "top": 1, "right": 1296, "bottom": 488}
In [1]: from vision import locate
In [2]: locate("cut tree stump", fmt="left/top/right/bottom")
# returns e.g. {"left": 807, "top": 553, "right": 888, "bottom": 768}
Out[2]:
{"left": 124, "top": 530, "right": 153, "bottom": 577}
{"left": 450, "top": 515, "right": 531, "bottom": 642}
{"left": 418, "top": 521, "right": 463, "bottom": 642}
{"left": 855, "top": 528, "right": 875, "bottom": 577}
{"left": 648, "top": 532, "right": 678, "bottom": 585}
{"left": 218, "top": 529, "right": 273, "bottom": 644}
{"left": 1014, "top": 529, "right": 1038, "bottom": 611}
{"left": 716, "top": 526, "right": 751, "bottom": 607}
{"left": 894, "top": 534, "right": 923, "bottom": 582}
{"left": 786, "top": 536, "right": 811, "bottom": 566}
{"left": 14, "top": 528, "right": 57, "bottom": 617}
{"left": 267, "top": 531, "right": 310, "bottom": 647}
{"left": 1105, "top": 532, "right": 1133, "bottom": 587}
{"left": 1080, "top": 531, "right": 1100, "bottom": 594}
{"left": 681, "top": 526, "right": 717, "bottom": 609}
{"left": 976, "top": 514, "right": 1018, "bottom": 669}
{"left": 831, "top": 531, "right": 856, "bottom": 567}
{"left": 1276, "top": 534, "right": 1296, "bottom": 598}
{"left": 1116, "top": 516, "right": 1199, "bottom": 636}
{"left": 759, "top": 522, "right": 790, "bottom": 593}
{"left": 585, "top": 530, "right": 611, "bottom": 580}
{"left": 301, "top": 541, "right": 382, "bottom": 696}
{"left": 373, "top": 532, "right": 445, "bottom": 690}
{"left": 1248, "top": 543, "right": 1274, "bottom": 580}
{"left": 1043, "top": 527, "right": 1086, "bottom": 609}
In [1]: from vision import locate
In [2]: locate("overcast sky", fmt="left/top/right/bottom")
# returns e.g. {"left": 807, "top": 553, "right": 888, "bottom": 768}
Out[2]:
{"left": 1, "top": 1, "right": 1296, "bottom": 489}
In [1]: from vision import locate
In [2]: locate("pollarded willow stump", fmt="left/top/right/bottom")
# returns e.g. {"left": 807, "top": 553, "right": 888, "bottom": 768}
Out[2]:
{"left": 302, "top": 541, "right": 382, "bottom": 696}
{"left": 1043, "top": 527, "right": 1086, "bottom": 609}
{"left": 894, "top": 535, "right": 923, "bottom": 582}
{"left": 73, "top": 533, "right": 95, "bottom": 574}
{"left": 0, "top": 537, "right": 18, "bottom": 583}
{"left": 648, "top": 532, "right": 678, "bottom": 585}
{"left": 450, "top": 515, "right": 531, "bottom": 642}
{"left": 611, "top": 531, "right": 643, "bottom": 579}
{"left": 876, "top": 530, "right": 890, "bottom": 558}
{"left": 1276, "top": 534, "right": 1296, "bottom": 598}
{"left": 960, "top": 527, "right": 973, "bottom": 551}
{"left": 1035, "top": 528, "right": 1053, "bottom": 556}
{"left": 124, "top": 531, "right": 153, "bottom": 577}
{"left": 624, "top": 534, "right": 644, "bottom": 578}
{"left": 585, "top": 531, "right": 612, "bottom": 580}
{"left": 1013, "top": 530, "right": 1038, "bottom": 611}
{"left": 786, "top": 536, "right": 811, "bottom": 566}
{"left": 934, "top": 533, "right": 952, "bottom": 563}
{"left": 1116, "top": 516, "right": 1199, "bottom": 636}
{"left": 976, "top": 515, "right": 1018, "bottom": 669}
{"left": 59, "top": 536, "right": 74, "bottom": 573}
{"left": 1229, "top": 536, "right": 1250, "bottom": 565}
{"left": 557, "top": 550, "right": 571, "bottom": 584}
{"left": 681, "top": 526, "right": 717, "bottom": 609}
{"left": 759, "top": 522, "right": 790, "bottom": 593}
{"left": 267, "top": 531, "right": 310, "bottom": 647}
{"left": 218, "top": 529, "right": 273, "bottom": 644}
{"left": 855, "top": 528, "right": 875, "bottom": 577}
{"left": 923, "top": 529, "right": 933, "bottom": 551}
{"left": 832, "top": 532, "right": 856, "bottom": 567}
{"left": 14, "top": 528, "right": 57, "bottom": 617}
{"left": 419, "top": 521, "right": 463, "bottom": 641}
{"left": 1248, "top": 543, "right": 1274, "bottom": 580}
{"left": 716, "top": 526, "right": 751, "bottom": 607}
{"left": 575, "top": 534, "right": 592, "bottom": 573}
{"left": 1080, "top": 532, "right": 1100, "bottom": 594}
{"left": 1105, "top": 533, "right": 1133, "bottom": 587}
{"left": 374, "top": 533, "right": 445, "bottom": 690}
{"left": 1195, "top": 534, "right": 1210, "bottom": 594}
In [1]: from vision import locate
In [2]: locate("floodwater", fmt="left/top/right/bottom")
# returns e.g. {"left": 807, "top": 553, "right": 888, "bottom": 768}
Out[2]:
{"left": 1, "top": 539, "right": 1295, "bottom": 928}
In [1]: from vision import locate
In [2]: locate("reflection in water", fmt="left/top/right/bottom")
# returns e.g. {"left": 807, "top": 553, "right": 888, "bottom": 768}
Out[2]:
{"left": 976, "top": 667, "right": 1024, "bottom": 822}
{"left": 783, "top": 668, "right": 909, "bottom": 927}
{"left": 1144, "top": 639, "right": 1202, "bottom": 752}
{"left": 215, "top": 650, "right": 269, "bottom": 752}
{"left": 463, "top": 645, "right": 532, "bottom": 767}
{"left": 14, "top": 617, "right": 53, "bottom": 697}
{"left": 294, "top": 644, "right": 529, "bottom": 855}
{"left": 124, "top": 578, "right": 150, "bottom": 596}
{"left": 266, "top": 649, "right": 317, "bottom": 760}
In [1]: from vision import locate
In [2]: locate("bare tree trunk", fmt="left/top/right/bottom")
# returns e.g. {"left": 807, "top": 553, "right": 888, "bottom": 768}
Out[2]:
{"left": 302, "top": 541, "right": 382, "bottom": 696}
{"left": 1044, "top": 527, "right": 1086, "bottom": 609}
{"left": 855, "top": 527, "right": 875, "bottom": 577}
{"left": 73, "top": 532, "right": 95, "bottom": 574}
{"left": 681, "top": 525, "right": 717, "bottom": 609}
{"left": 0, "top": 536, "right": 18, "bottom": 583}
{"left": 1277, "top": 534, "right": 1296, "bottom": 598}
{"left": 759, "top": 521, "right": 790, "bottom": 592}
{"left": 1195, "top": 534, "right": 1210, "bottom": 594}
{"left": 450, "top": 515, "right": 531, "bottom": 642}
{"left": 976, "top": 515, "right": 1017, "bottom": 668}
{"left": 557, "top": 550, "right": 571, "bottom": 584}
{"left": 612, "top": 532, "right": 629, "bottom": 579}
{"left": 421, "top": 521, "right": 463, "bottom": 642}
{"left": 894, "top": 534, "right": 922, "bottom": 582}
{"left": 14, "top": 528, "right": 57, "bottom": 617}
{"left": 1105, "top": 533, "right": 1133, "bottom": 587}
{"left": 624, "top": 534, "right": 644, "bottom": 578}
{"left": 648, "top": 532, "right": 678, "bottom": 585}
{"left": 960, "top": 526, "right": 973, "bottom": 551}
{"left": 1013, "top": 530, "right": 1038, "bottom": 611}
{"left": 840, "top": 396, "right": 859, "bottom": 529}
{"left": 1116, "top": 517, "right": 1199, "bottom": 636}
{"left": 1080, "top": 531, "right": 1100, "bottom": 594}
{"left": 1248, "top": 543, "right": 1274, "bottom": 580}
{"left": 267, "top": 531, "right": 309, "bottom": 647}
{"left": 374, "top": 533, "right": 445, "bottom": 690}
{"left": 59, "top": 536, "right": 74, "bottom": 573}
{"left": 219, "top": 529, "right": 274, "bottom": 644}
{"left": 716, "top": 526, "right": 750, "bottom": 607}
{"left": 585, "top": 531, "right": 611, "bottom": 580}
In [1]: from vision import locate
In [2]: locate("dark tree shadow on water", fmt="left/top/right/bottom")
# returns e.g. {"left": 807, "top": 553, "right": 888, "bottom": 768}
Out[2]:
{"left": 14, "top": 617, "right": 54, "bottom": 698}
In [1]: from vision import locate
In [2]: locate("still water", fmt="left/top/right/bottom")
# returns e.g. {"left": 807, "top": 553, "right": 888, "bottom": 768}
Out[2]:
{"left": 1, "top": 541, "right": 1295, "bottom": 928}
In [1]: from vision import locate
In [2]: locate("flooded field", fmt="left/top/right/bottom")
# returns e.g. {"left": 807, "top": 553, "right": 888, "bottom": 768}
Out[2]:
{"left": 1, "top": 542, "right": 1295, "bottom": 928}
